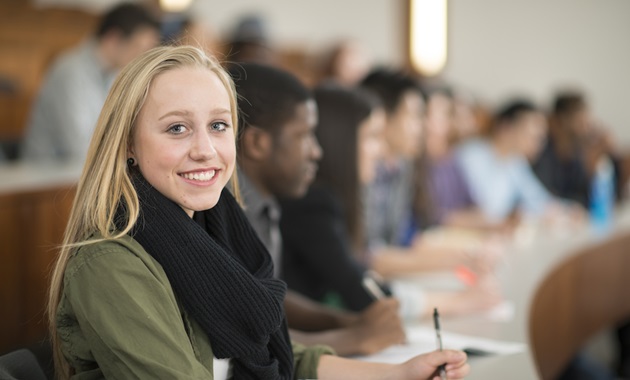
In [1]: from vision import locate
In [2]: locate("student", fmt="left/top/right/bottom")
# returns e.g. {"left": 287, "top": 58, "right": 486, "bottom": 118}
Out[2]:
{"left": 317, "top": 39, "right": 370, "bottom": 88}
{"left": 533, "top": 91, "right": 621, "bottom": 208}
{"left": 224, "top": 15, "right": 277, "bottom": 65}
{"left": 455, "top": 99, "right": 558, "bottom": 223}
{"left": 22, "top": 2, "right": 160, "bottom": 163}
{"left": 281, "top": 84, "right": 499, "bottom": 319}
{"left": 280, "top": 85, "right": 384, "bottom": 312}
{"left": 361, "top": 68, "right": 424, "bottom": 251}
{"left": 47, "top": 45, "right": 469, "bottom": 379}
{"left": 416, "top": 85, "right": 495, "bottom": 231}
{"left": 230, "top": 62, "right": 405, "bottom": 356}
{"left": 360, "top": 69, "right": 500, "bottom": 281}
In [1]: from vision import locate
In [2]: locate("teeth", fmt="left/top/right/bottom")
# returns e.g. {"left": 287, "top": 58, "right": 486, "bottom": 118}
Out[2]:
{"left": 182, "top": 170, "right": 216, "bottom": 181}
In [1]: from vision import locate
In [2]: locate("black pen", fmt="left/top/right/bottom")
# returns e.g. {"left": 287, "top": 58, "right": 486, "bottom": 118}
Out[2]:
{"left": 433, "top": 308, "right": 447, "bottom": 380}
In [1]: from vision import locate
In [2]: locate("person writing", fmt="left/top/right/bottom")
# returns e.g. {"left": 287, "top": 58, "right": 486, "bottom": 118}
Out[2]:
{"left": 230, "top": 62, "right": 405, "bottom": 356}
{"left": 47, "top": 45, "right": 469, "bottom": 379}
{"left": 281, "top": 84, "right": 500, "bottom": 319}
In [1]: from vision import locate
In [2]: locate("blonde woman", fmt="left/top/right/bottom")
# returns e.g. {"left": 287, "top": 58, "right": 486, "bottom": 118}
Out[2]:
{"left": 48, "top": 45, "right": 470, "bottom": 379}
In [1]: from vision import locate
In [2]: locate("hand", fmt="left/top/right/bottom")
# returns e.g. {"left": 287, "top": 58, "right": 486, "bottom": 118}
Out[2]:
{"left": 431, "top": 275, "right": 502, "bottom": 317}
{"left": 455, "top": 275, "right": 502, "bottom": 315}
{"left": 468, "top": 237, "right": 505, "bottom": 276}
{"left": 394, "top": 349, "right": 469, "bottom": 380}
{"left": 352, "top": 298, "right": 406, "bottom": 355}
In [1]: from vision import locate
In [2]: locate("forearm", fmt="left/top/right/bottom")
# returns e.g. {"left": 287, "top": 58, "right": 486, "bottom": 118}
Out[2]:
{"left": 372, "top": 247, "right": 464, "bottom": 278}
{"left": 442, "top": 208, "right": 501, "bottom": 231}
{"left": 284, "top": 290, "right": 357, "bottom": 331}
{"left": 290, "top": 328, "right": 365, "bottom": 357}
{"left": 317, "top": 354, "right": 399, "bottom": 379}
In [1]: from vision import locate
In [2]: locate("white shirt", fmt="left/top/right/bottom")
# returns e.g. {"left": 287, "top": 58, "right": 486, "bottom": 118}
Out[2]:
{"left": 213, "top": 357, "right": 232, "bottom": 380}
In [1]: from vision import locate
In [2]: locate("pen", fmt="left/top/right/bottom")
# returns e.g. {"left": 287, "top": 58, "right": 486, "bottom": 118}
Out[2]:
{"left": 362, "top": 271, "right": 387, "bottom": 300}
{"left": 433, "top": 308, "right": 447, "bottom": 380}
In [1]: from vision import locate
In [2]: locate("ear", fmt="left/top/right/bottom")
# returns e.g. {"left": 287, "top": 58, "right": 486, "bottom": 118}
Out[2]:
{"left": 127, "top": 138, "right": 135, "bottom": 158}
{"left": 240, "top": 126, "right": 273, "bottom": 161}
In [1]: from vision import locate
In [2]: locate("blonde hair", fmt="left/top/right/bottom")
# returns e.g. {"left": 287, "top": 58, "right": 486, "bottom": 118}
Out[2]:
{"left": 47, "top": 45, "right": 240, "bottom": 379}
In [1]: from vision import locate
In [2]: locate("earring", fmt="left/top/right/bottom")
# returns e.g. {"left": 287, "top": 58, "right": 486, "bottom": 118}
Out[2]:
{"left": 127, "top": 157, "right": 136, "bottom": 166}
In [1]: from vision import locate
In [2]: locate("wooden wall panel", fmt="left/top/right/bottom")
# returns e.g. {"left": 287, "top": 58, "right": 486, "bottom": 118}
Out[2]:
{"left": 0, "top": 186, "right": 75, "bottom": 354}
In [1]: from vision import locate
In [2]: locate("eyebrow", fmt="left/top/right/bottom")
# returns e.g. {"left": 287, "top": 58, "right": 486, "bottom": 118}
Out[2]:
{"left": 158, "top": 110, "right": 192, "bottom": 121}
{"left": 158, "top": 108, "right": 232, "bottom": 121}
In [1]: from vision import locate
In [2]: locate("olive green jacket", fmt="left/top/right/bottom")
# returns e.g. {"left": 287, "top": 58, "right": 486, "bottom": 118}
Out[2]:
{"left": 56, "top": 234, "right": 333, "bottom": 379}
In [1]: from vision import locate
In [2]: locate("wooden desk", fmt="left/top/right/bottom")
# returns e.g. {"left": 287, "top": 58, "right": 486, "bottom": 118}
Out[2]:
{"left": 530, "top": 227, "right": 630, "bottom": 379}
{"left": 0, "top": 162, "right": 80, "bottom": 353}
{"left": 431, "top": 208, "right": 630, "bottom": 379}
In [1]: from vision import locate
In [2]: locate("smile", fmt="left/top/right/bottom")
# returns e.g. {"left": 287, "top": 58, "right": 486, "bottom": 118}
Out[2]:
{"left": 179, "top": 170, "right": 217, "bottom": 182}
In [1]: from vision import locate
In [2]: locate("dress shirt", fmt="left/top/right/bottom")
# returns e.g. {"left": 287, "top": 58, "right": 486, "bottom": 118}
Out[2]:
{"left": 456, "top": 138, "right": 552, "bottom": 222}
{"left": 238, "top": 172, "right": 283, "bottom": 278}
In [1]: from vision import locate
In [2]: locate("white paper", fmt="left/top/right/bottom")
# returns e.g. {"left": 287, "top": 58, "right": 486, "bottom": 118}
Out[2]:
{"left": 355, "top": 325, "right": 526, "bottom": 364}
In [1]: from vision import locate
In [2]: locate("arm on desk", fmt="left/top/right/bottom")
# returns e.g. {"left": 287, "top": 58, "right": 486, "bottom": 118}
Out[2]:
{"left": 286, "top": 292, "right": 406, "bottom": 356}
{"left": 317, "top": 349, "right": 469, "bottom": 380}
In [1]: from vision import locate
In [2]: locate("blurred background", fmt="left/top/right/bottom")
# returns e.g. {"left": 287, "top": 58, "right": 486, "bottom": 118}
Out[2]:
{"left": 1, "top": 0, "right": 629, "bottom": 378}
{"left": 1, "top": 0, "right": 628, "bottom": 157}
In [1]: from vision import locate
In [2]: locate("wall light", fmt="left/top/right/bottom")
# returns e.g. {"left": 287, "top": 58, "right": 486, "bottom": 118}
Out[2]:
{"left": 160, "top": 0, "right": 194, "bottom": 13}
{"left": 409, "top": 0, "right": 448, "bottom": 77}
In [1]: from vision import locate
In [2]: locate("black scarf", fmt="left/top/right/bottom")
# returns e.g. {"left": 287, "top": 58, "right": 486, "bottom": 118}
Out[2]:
{"left": 119, "top": 174, "right": 294, "bottom": 379}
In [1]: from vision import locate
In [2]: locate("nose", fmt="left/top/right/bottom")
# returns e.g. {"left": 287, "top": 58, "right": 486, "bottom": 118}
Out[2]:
{"left": 310, "top": 135, "right": 323, "bottom": 161}
{"left": 190, "top": 130, "right": 217, "bottom": 161}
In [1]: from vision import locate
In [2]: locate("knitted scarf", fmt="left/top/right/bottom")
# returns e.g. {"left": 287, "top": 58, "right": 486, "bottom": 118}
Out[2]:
{"left": 120, "top": 174, "right": 294, "bottom": 379}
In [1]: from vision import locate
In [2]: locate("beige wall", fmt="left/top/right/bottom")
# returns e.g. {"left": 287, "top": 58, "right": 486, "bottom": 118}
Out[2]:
{"left": 35, "top": 0, "right": 630, "bottom": 145}
{"left": 190, "top": 0, "right": 404, "bottom": 66}
{"left": 191, "top": 0, "right": 630, "bottom": 146}
{"left": 444, "top": 0, "right": 630, "bottom": 146}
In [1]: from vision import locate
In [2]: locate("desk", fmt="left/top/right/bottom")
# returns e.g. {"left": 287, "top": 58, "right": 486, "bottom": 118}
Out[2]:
{"left": 401, "top": 207, "right": 630, "bottom": 379}
{"left": 2, "top": 161, "right": 630, "bottom": 378}
{"left": 0, "top": 162, "right": 80, "bottom": 353}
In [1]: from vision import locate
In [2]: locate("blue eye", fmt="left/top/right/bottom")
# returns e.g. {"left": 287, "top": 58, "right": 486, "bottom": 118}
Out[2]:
{"left": 167, "top": 124, "right": 187, "bottom": 134}
{"left": 211, "top": 122, "right": 228, "bottom": 132}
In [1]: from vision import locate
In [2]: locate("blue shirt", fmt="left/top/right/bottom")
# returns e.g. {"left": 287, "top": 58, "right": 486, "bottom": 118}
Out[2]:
{"left": 455, "top": 139, "right": 552, "bottom": 222}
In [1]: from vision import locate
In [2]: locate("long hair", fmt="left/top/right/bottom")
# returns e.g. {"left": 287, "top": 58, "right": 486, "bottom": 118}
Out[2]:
{"left": 313, "top": 84, "right": 380, "bottom": 251}
{"left": 47, "top": 45, "right": 240, "bottom": 379}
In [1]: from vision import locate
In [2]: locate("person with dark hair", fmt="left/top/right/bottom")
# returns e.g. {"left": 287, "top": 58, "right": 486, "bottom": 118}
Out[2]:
{"left": 455, "top": 99, "right": 555, "bottom": 222}
{"left": 224, "top": 15, "right": 277, "bottom": 65}
{"left": 418, "top": 84, "right": 496, "bottom": 231}
{"left": 360, "top": 69, "right": 502, "bottom": 296}
{"left": 21, "top": 2, "right": 160, "bottom": 163}
{"left": 280, "top": 85, "right": 384, "bottom": 312}
{"left": 533, "top": 90, "right": 621, "bottom": 207}
{"left": 317, "top": 39, "right": 370, "bottom": 87}
{"left": 281, "top": 84, "right": 500, "bottom": 320}
{"left": 534, "top": 91, "right": 626, "bottom": 380}
{"left": 230, "top": 62, "right": 406, "bottom": 357}
{"left": 361, "top": 68, "right": 425, "bottom": 250}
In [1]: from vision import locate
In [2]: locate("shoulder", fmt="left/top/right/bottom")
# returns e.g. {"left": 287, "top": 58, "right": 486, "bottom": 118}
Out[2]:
{"left": 457, "top": 138, "right": 489, "bottom": 155}
{"left": 65, "top": 234, "right": 163, "bottom": 282}
{"left": 456, "top": 139, "right": 493, "bottom": 164}
{"left": 44, "top": 42, "right": 99, "bottom": 87}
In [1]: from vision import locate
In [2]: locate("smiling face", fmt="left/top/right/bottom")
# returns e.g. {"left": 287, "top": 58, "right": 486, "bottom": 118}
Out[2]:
{"left": 131, "top": 66, "right": 236, "bottom": 217}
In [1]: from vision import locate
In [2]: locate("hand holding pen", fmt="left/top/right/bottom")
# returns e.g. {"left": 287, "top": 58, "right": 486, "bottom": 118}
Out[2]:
{"left": 433, "top": 308, "right": 447, "bottom": 380}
